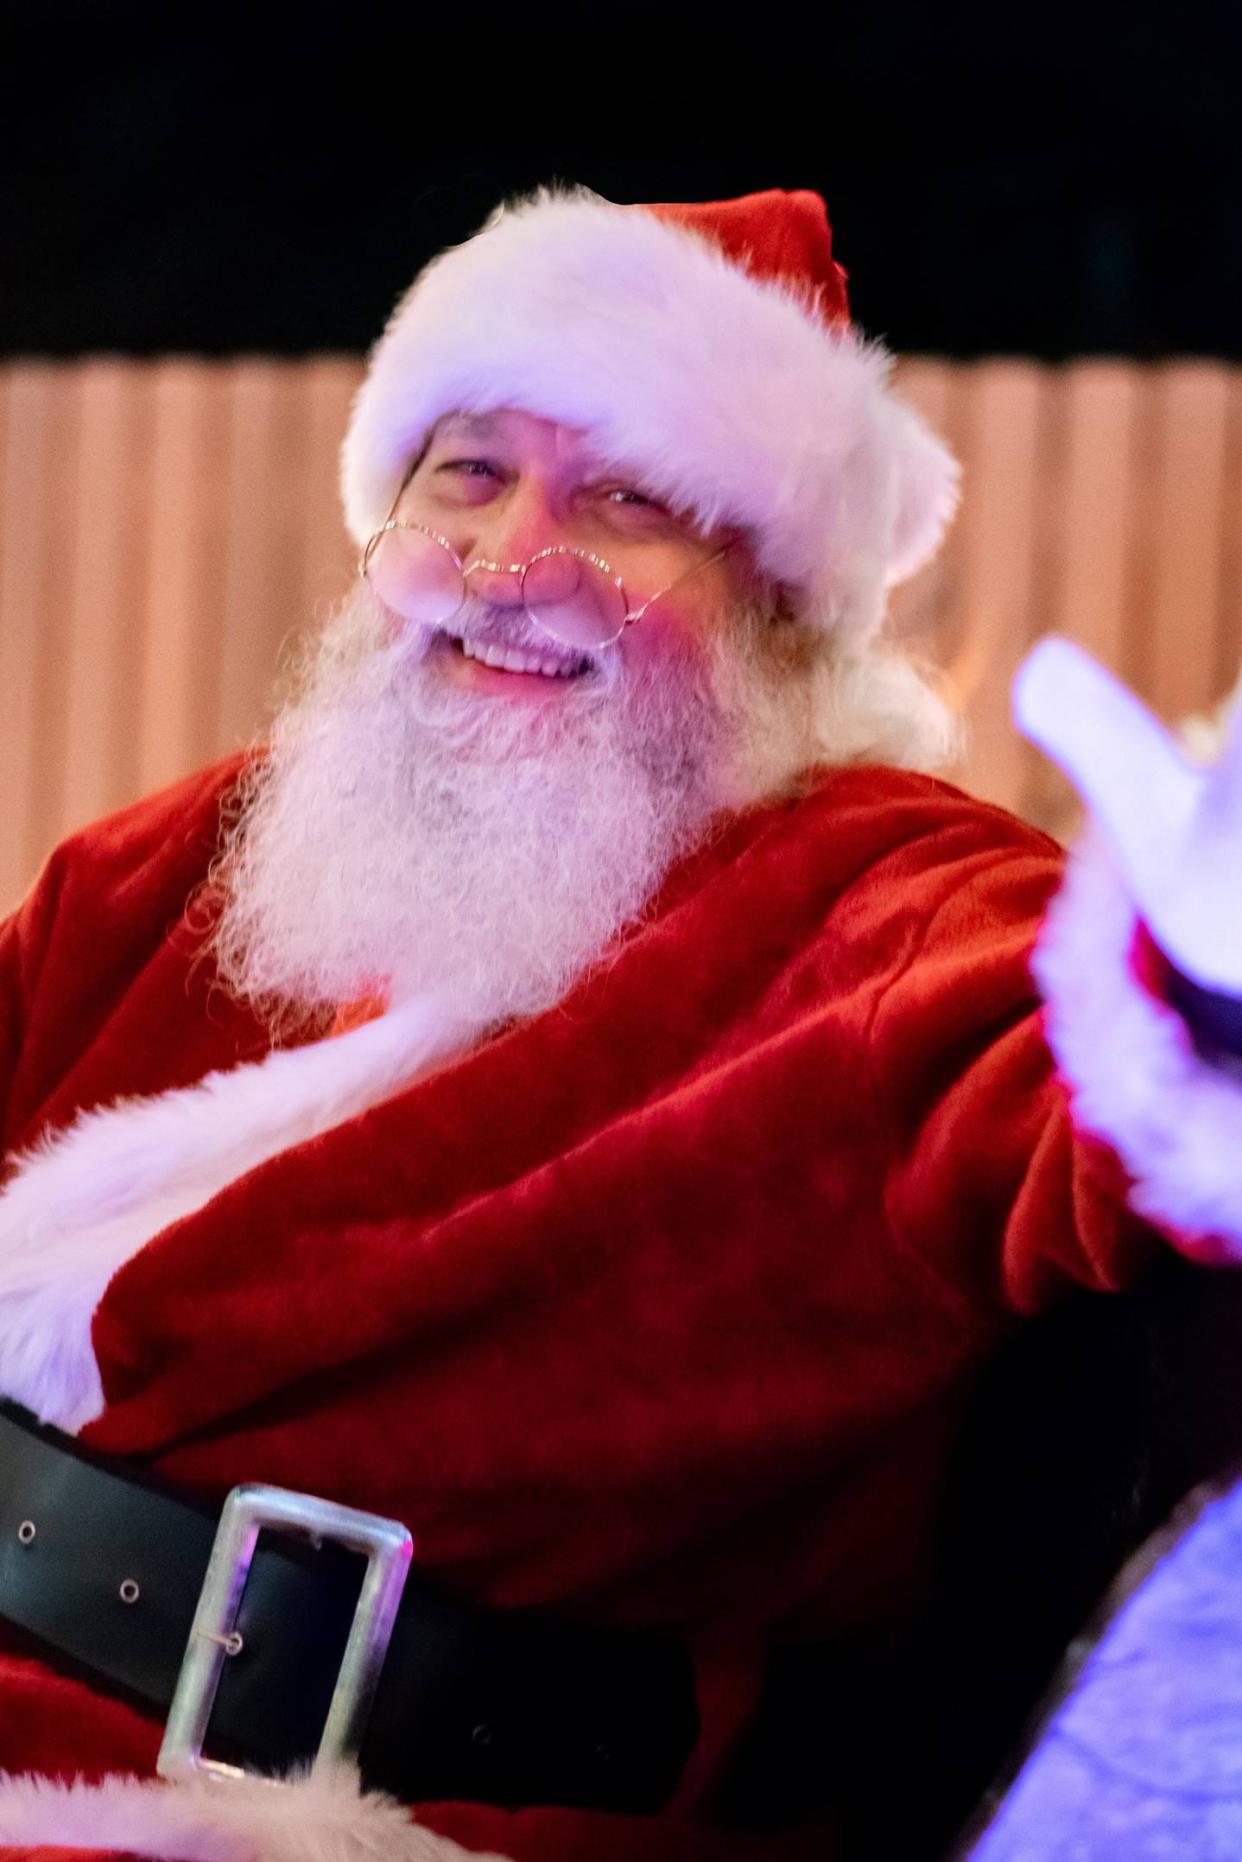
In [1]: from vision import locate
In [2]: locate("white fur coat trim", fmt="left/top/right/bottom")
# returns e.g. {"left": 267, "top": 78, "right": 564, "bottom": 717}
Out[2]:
{"left": 341, "top": 187, "right": 959, "bottom": 638}
{"left": 0, "top": 992, "right": 475, "bottom": 1433}
{"left": 0, "top": 1766, "right": 513, "bottom": 1862}
{"left": 1034, "top": 830, "right": 1242, "bottom": 1254}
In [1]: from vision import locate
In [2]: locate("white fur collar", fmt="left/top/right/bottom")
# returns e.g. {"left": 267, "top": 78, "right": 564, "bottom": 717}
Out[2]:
{"left": 0, "top": 993, "right": 473, "bottom": 1431}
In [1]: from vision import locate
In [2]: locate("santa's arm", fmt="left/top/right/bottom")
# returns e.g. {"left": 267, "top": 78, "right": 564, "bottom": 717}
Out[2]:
{"left": 1016, "top": 639, "right": 1242, "bottom": 1264}
{"left": 0, "top": 823, "right": 100, "bottom": 1163}
{"left": 0, "top": 913, "right": 18, "bottom": 1149}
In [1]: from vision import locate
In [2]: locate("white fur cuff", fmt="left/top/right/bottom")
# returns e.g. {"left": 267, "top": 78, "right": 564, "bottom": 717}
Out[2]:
{"left": 1034, "top": 830, "right": 1242, "bottom": 1258}
{"left": 0, "top": 1766, "right": 513, "bottom": 1862}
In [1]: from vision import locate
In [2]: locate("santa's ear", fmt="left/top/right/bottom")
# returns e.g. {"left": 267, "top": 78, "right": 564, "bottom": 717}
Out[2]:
{"left": 883, "top": 397, "right": 961, "bottom": 587}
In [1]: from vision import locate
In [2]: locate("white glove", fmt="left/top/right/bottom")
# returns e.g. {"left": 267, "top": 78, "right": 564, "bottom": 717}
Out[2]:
{"left": 1013, "top": 637, "right": 1242, "bottom": 995}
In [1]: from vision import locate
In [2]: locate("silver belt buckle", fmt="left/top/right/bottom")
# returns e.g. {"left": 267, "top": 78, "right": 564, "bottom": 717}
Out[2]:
{"left": 157, "top": 1482, "right": 413, "bottom": 1784}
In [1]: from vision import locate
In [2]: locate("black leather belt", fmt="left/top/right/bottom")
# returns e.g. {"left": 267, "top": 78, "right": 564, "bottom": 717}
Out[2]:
{"left": 0, "top": 1399, "right": 697, "bottom": 1812}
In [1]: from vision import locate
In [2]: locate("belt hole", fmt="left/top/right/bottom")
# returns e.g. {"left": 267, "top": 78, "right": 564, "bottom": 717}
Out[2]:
{"left": 118, "top": 1578, "right": 140, "bottom": 1604}
{"left": 195, "top": 1627, "right": 244, "bottom": 1657}
{"left": 17, "top": 1521, "right": 35, "bottom": 1546}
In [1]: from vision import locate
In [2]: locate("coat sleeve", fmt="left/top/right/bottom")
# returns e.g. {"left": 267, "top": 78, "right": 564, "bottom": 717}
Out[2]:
{"left": 863, "top": 826, "right": 1185, "bottom": 1320}
{"left": 0, "top": 820, "right": 157, "bottom": 1159}
{"left": 0, "top": 905, "right": 20, "bottom": 1145}
{"left": 0, "top": 860, "right": 62, "bottom": 1158}
{"left": 0, "top": 756, "right": 250, "bottom": 1163}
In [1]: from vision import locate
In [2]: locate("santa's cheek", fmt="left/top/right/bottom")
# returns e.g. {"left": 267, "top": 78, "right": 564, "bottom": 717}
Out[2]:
{"left": 622, "top": 610, "right": 710, "bottom": 681}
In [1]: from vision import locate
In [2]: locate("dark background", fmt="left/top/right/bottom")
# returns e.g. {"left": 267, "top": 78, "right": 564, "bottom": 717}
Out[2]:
{"left": 3, "top": 1, "right": 1239, "bottom": 361}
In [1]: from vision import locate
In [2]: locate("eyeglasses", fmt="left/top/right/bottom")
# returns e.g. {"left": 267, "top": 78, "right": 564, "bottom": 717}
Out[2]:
{"left": 360, "top": 514, "right": 730, "bottom": 654}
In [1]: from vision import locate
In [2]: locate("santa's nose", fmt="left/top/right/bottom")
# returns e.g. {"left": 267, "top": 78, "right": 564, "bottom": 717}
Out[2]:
{"left": 462, "top": 483, "right": 562, "bottom": 607}
{"left": 462, "top": 557, "right": 529, "bottom": 609}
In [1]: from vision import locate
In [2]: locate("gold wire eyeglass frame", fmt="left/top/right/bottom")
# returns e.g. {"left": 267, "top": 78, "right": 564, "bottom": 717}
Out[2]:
{"left": 359, "top": 472, "right": 731, "bottom": 651}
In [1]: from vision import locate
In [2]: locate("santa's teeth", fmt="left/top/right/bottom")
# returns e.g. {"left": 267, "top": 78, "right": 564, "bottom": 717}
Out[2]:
{"left": 459, "top": 637, "right": 582, "bottom": 678}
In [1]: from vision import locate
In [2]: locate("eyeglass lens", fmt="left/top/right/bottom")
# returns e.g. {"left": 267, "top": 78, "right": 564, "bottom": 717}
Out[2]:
{"left": 366, "top": 529, "right": 629, "bottom": 651}
{"left": 365, "top": 528, "right": 466, "bottom": 629}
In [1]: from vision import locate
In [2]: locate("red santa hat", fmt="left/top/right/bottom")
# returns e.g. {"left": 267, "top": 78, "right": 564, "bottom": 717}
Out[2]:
{"left": 340, "top": 186, "right": 959, "bottom": 639}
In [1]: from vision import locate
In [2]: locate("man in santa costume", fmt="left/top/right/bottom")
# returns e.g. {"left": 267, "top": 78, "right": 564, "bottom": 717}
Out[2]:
{"left": 0, "top": 185, "right": 1237, "bottom": 1862}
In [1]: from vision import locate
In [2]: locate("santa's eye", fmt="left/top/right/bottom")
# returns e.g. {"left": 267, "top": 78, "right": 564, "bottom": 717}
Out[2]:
{"left": 597, "top": 486, "right": 675, "bottom": 521}
{"left": 437, "top": 459, "right": 499, "bottom": 479}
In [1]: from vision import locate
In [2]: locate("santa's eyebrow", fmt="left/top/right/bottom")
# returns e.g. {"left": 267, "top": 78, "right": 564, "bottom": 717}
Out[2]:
{"left": 432, "top": 412, "right": 504, "bottom": 443}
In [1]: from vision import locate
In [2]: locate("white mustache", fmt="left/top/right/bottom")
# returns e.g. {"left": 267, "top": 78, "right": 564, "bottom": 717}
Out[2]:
{"left": 432, "top": 598, "right": 605, "bottom": 671}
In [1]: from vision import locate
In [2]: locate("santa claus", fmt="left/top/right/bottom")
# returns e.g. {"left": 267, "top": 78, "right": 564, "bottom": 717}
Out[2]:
{"left": 0, "top": 186, "right": 1236, "bottom": 1862}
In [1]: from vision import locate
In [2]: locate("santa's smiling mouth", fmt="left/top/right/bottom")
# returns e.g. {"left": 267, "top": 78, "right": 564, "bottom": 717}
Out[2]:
{"left": 433, "top": 626, "right": 596, "bottom": 683}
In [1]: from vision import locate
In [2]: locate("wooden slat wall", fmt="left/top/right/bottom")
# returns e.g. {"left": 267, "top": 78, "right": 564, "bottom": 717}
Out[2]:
{"left": 2, "top": 356, "right": 1240, "bottom": 911}
{"left": 0, "top": 358, "right": 360, "bottom": 911}
{"left": 887, "top": 358, "right": 1242, "bottom": 841}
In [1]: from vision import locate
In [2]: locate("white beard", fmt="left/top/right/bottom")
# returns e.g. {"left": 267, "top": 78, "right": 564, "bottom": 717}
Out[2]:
{"left": 209, "top": 586, "right": 805, "bottom": 1037}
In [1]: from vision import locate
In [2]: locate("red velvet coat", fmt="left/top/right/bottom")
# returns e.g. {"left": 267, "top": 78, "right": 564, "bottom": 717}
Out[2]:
{"left": 0, "top": 757, "right": 1168, "bottom": 1861}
